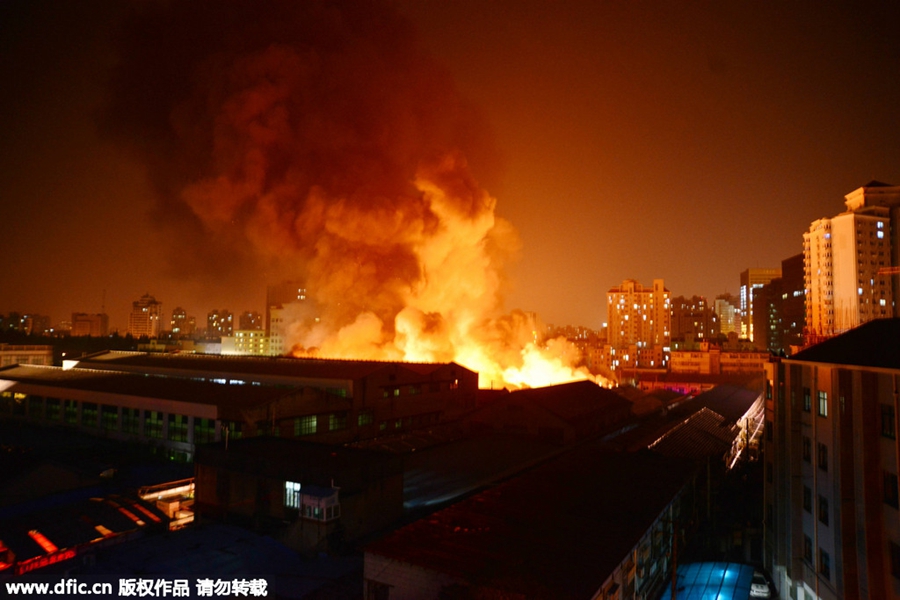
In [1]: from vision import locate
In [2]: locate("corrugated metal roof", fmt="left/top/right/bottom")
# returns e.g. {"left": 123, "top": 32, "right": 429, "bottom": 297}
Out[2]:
{"left": 0, "top": 364, "right": 298, "bottom": 409}
{"left": 75, "top": 351, "right": 469, "bottom": 381}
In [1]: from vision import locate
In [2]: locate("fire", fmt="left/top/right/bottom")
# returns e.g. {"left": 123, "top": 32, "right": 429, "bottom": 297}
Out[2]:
{"left": 102, "top": 1, "right": 610, "bottom": 389}
{"left": 285, "top": 153, "right": 605, "bottom": 389}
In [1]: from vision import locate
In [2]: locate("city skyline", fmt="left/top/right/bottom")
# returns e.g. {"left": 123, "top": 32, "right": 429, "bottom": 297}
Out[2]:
{"left": 1, "top": 1, "right": 899, "bottom": 333}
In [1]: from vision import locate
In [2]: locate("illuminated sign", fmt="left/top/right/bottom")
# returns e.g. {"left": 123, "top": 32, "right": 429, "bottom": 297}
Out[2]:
{"left": 14, "top": 548, "right": 77, "bottom": 576}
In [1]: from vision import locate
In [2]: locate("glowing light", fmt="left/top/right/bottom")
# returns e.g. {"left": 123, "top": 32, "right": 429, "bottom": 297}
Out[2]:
{"left": 27, "top": 530, "right": 58, "bottom": 554}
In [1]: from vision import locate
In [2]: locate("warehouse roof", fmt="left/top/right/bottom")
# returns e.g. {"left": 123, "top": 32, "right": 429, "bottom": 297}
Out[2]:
{"left": 367, "top": 445, "right": 695, "bottom": 599}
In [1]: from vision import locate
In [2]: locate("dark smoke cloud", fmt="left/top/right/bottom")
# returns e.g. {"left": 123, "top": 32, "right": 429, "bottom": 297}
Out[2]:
{"left": 99, "top": 0, "right": 501, "bottom": 324}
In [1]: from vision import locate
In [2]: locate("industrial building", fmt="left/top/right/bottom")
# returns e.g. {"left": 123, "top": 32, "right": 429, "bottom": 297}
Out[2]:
{"left": 0, "top": 352, "right": 478, "bottom": 461}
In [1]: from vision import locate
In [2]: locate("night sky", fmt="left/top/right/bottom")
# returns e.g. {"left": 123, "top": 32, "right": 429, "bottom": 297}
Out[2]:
{"left": 2, "top": 0, "right": 899, "bottom": 332}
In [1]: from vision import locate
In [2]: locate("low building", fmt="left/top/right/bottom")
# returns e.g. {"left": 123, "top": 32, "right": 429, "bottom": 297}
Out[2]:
{"left": 221, "top": 331, "right": 270, "bottom": 356}
{"left": 0, "top": 345, "right": 52, "bottom": 368}
{"left": 364, "top": 446, "right": 697, "bottom": 599}
{"left": 194, "top": 437, "right": 403, "bottom": 554}
{"left": 0, "top": 354, "right": 478, "bottom": 461}
{"left": 670, "top": 343, "right": 768, "bottom": 375}
{"left": 466, "top": 380, "right": 632, "bottom": 443}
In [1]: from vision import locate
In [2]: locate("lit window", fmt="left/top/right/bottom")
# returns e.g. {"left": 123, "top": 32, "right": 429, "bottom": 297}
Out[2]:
{"left": 285, "top": 481, "right": 301, "bottom": 509}
{"left": 295, "top": 415, "right": 317, "bottom": 436}
{"left": 818, "top": 391, "right": 828, "bottom": 417}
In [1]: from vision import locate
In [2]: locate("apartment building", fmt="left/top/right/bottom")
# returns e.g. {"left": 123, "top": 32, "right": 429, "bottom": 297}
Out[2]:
{"left": 764, "top": 318, "right": 900, "bottom": 599}
{"left": 804, "top": 182, "right": 900, "bottom": 344}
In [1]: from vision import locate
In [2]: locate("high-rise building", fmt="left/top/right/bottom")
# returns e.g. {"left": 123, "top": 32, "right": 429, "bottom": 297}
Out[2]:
{"left": 764, "top": 319, "right": 900, "bottom": 599}
{"left": 170, "top": 307, "right": 195, "bottom": 337}
{"left": 753, "top": 254, "right": 806, "bottom": 355}
{"left": 606, "top": 279, "right": 670, "bottom": 369}
{"left": 266, "top": 281, "right": 307, "bottom": 336}
{"left": 804, "top": 182, "right": 900, "bottom": 344}
{"left": 670, "top": 295, "right": 715, "bottom": 349}
{"left": 239, "top": 311, "right": 263, "bottom": 331}
{"left": 714, "top": 294, "right": 740, "bottom": 337}
{"left": 207, "top": 309, "right": 233, "bottom": 337}
{"left": 71, "top": 313, "right": 109, "bottom": 337}
{"left": 127, "top": 293, "right": 162, "bottom": 339}
{"left": 740, "top": 268, "right": 782, "bottom": 342}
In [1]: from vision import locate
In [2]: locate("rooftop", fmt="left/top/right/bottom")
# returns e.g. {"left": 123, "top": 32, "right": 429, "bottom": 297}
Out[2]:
{"left": 506, "top": 379, "right": 632, "bottom": 423}
{"left": 367, "top": 445, "right": 695, "bottom": 599}
{"left": 74, "top": 351, "right": 470, "bottom": 382}
{"left": 790, "top": 318, "right": 900, "bottom": 370}
{"left": 0, "top": 364, "right": 304, "bottom": 412}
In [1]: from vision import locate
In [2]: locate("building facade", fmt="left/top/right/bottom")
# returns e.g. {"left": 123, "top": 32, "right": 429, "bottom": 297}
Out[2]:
{"left": 128, "top": 293, "right": 162, "bottom": 338}
{"left": 607, "top": 279, "right": 671, "bottom": 370}
{"left": 764, "top": 319, "right": 900, "bottom": 600}
{"left": 70, "top": 312, "right": 109, "bottom": 337}
{"left": 0, "top": 353, "right": 479, "bottom": 462}
{"left": 804, "top": 182, "right": 900, "bottom": 344}
{"left": 740, "top": 268, "right": 782, "bottom": 343}
{"left": 0, "top": 344, "right": 53, "bottom": 367}
{"left": 206, "top": 309, "right": 233, "bottom": 337}
{"left": 670, "top": 295, "right": 716, "bottom": 349}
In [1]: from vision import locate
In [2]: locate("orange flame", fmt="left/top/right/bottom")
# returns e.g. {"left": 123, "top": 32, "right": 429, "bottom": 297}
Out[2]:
{"left": 284, "top": 154, "right": 607, "bottom": 389}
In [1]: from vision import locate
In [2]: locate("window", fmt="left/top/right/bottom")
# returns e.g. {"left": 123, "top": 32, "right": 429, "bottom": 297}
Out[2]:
{"left": 817, "top": 391, "right": 828, "bottom": 417}
{"left": 818, "top": 443, "right": 828, "bottom": 472}
{"left": 803, "top": 387, "right": 811, "bottom": 412}
{"left": 45, "top": 398, "right": 60, "bottom": 421}
{"left": 328, "top": 412, "right": 347, "bottom": 432}
{"left": 121, "top": 408, "right": 140, "bottom": 435}
{"left": 222, "top": 421, "right": 243, "bottom": 440}
{"left": 357, "top": 410, "right": 374, "bottom": 427}
{"left": 284, "top": 481, "right": 301, "bottom": 509}
{"left": 885, "top": 472, "right": 899, "bottom": 509}
{"left": 803, "top": 486, "right": 812, "bottom": 513}
{"left": 168, "top": 414, "right": 188, "bottom": 442}
{"left": 802, "top": 436, "right": 811, "bottom": 463}
{"left": 193, "top": 418, "right": 216, "bottom": 444}
{"left": 144, "top": 410, "right": 163, "bottom": 439}
{"left": 819, "top": 548, "right": 831, "bottom": 580}
{"left": 818, "top": 495, "right": 829, "bottom": 526}
{"left": 81, "top": 403, "right": 98, "bottom": 428}
{"left": 765, "top": 420, "right": 773, "bottom": 441}
{"left": 64, "top": 400, "right": 78, "bottom": 425}
{"left": 101, "top": 405, "right": 118, "bottom": 431}
{"left": 883, "top": 404, "right": 896, "bottom": 439}
{"left": 295, "top": 415, "right": 317, "bottom": 436}
{"left": 804, "top": 535, "right": 813, "bottom": 563}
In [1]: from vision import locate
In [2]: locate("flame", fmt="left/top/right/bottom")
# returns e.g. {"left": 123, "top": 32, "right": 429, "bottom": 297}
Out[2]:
{"left": 285, "top": 153, "right": 606, "bottom": 389}
{"left": 102, "top": 1, "right": 610, "bottom": 389}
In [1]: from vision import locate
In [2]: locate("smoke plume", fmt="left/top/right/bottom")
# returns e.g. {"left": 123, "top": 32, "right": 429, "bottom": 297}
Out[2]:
{"left": 102, "top": 0, "right": 597, "bottom": 388}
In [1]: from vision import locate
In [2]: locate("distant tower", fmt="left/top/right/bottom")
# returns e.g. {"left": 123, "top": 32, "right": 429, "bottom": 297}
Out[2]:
{"left": 266, "top": 281, "right": 307, "bottom": 335}
{"left": 740, "top": 268, "right": 781, "bottom": 342}
{"left": 170, "top": 307, "right": 195, "bottom": 337}
{"left": 128, "top": 293, "right": 162, "bottom": 338}
{"left": 239, "top": 311, "right": 263, "bottom": 331}
{"left": 207, "top": 309, "right": 234, "bottom": 337}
